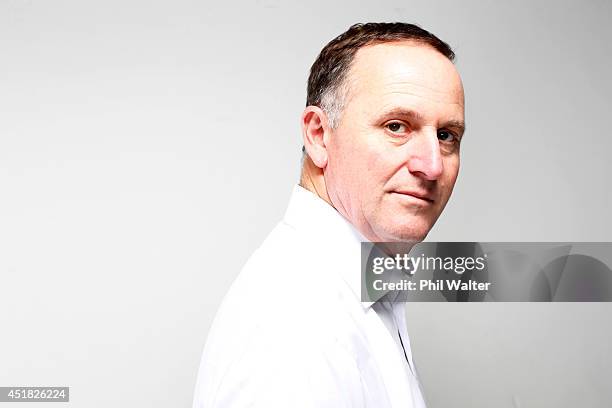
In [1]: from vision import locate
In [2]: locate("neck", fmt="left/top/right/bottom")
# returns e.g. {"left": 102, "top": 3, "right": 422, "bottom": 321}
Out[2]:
{"left": 299, "top": 156, "right": 332, "bottom": 206}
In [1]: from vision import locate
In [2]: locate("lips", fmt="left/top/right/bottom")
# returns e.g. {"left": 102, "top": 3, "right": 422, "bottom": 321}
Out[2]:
{"left": 391, "top": 190, "right": 434, "bottom": 203}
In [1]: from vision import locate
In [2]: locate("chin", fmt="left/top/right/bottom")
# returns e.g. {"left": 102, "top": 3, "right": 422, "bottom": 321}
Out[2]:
{"left": 374, "top": 220, "right": 431, "bottom": 243}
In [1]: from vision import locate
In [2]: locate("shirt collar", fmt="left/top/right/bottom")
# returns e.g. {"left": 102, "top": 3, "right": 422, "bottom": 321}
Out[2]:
{"left": 282, "top": 184, "right": 375, "bottom": 309}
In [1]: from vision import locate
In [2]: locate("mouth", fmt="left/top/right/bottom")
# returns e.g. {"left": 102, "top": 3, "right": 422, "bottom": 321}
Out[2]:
{"left": 391, "top": 190, "right": 435, "bottom": 204}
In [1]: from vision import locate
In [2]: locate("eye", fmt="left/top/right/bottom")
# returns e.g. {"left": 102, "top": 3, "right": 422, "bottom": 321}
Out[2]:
{"left": 437, "top": 129, "right": 457, "bottom": 143}
{"left": 385, "top": 121, "right": 408, "bottom": 133}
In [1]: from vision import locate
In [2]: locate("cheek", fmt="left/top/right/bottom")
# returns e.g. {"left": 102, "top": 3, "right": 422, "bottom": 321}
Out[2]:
{"left": 333, "top": 134, "right": 376, "bottom": 180}
{"left": 448, "top": 155, "right": 460, "bottom": 180}
{"left": 330, "top": 126, "right": 397, "bottom": 201}
{"left": 361, "top": 146, "right": 397, "bottom": 192}
{"left": 440, "top": 157, "right": 460, "bottom": 196}
{"left": 326, "top": 141, "right": 369, "bottom": 203}
{"left": 367, "top": 145, "right": 409, "bottom": 187}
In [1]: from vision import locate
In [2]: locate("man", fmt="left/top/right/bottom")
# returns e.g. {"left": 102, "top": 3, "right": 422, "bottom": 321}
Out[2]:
{"left": 193, "top": 22, "right": 465, "bottom": 407}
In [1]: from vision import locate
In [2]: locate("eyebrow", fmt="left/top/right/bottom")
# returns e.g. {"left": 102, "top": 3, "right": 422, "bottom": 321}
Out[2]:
{"left": 444, "top": 119, "right": 467, "bottom": 135}
{"left": 379, "top": 108, "right": 466, "bottom": 135}
{"left": 380, "top": 108, "right": 425, "bottom": 122}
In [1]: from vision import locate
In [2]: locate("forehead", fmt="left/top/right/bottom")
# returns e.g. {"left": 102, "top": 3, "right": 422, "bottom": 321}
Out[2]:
{"left": 345, "top": 41, "right": 464, "bottom": 118}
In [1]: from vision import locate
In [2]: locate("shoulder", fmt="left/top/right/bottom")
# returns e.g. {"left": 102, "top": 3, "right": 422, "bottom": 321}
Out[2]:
{"left": 193, "top": 223, "right": 369, "bottom": 407}
{"left": 205, "top": 221, "right": 362, "bottom": 352}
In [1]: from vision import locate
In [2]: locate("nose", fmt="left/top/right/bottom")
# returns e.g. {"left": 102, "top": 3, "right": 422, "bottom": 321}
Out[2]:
{"left": 406, "top": 129, "right": 443, "bottom": 181}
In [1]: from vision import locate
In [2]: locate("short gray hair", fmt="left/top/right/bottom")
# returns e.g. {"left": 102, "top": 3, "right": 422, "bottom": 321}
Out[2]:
{"left": 306, "top": 22, "right": 455, "bottom": 131}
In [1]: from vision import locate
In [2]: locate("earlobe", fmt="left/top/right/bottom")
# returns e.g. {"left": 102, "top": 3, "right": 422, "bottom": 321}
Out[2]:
{"left": 301, "top": 106, "right": 330, "bottom": 169}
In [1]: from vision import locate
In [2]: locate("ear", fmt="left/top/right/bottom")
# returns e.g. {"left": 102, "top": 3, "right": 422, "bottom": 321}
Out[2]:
{"left": 301, "top": 106, "right": 332, "bottom": 169}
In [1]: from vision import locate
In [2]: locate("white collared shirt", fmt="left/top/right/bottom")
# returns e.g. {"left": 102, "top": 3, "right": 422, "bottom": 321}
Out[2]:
{"left": 193, "top": 185, "right": 427, "bottom": 408}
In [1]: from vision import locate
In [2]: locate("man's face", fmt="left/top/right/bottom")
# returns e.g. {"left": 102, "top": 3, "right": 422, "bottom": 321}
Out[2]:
{"left": 324, "top": 41, "right": 465, "bottom": 242}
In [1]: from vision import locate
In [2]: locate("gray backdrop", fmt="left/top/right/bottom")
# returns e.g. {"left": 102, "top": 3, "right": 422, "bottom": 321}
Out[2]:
{"left": 1, "top": 0, "right": 610, "bottom": 407}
